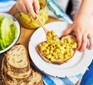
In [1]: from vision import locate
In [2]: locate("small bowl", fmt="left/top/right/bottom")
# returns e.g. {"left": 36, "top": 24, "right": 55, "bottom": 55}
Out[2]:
{"left": 0, "top": 13, "right": 20, "bottom": 54}
{"left": 18, "top": 0, "right": 48, "bottom": 29}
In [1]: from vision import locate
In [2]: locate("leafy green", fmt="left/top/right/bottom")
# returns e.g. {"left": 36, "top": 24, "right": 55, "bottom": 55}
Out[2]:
{"left": 0, "top": 16, "right": 17, "bottom": 50}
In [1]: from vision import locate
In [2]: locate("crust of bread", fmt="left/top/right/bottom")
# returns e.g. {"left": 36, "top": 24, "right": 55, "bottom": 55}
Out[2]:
{"left": 2, "top": 64, "right": 43, "bottom": 85}
{"left": 5, "top": 44, "right": 30, "bottom": 73}
{"left": 26, "top": 71, "right": 43, "bottom": 85}
{"left": 2, "top": 71, "right": 43, "bottom": 85}
{"left": 2, "top": 81, "right": 6, "bottom": 85}
{"left": 2, "top": 74, "right": 9, "bottom": 85}
{"left": 1, "top": 58, "right": 9, "bottom": 85}
{"left": 6, "top": 61, "right": 30, "bottom": 73}
{"left": 37, "top": 45, "right": 72, "bottom": 64}
{"left": 2, "top": 44, "right": 43, "bottom": 85}
{"left": 4, "top": 57, "right": 30, "bottom": 73}
{"left": 36, "top": 35, "right": 77, "bottom": 64}
{"left": 2, "top": 60, "right": 33, "bottom": 83}
{"left": 61, "top": 35, "right": 77, "bottom": 44}
{"left": 3, "top": 61, "right": 32, "bottom": 80}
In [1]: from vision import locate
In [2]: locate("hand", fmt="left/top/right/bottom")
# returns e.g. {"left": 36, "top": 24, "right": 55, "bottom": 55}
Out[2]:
{"left": 16, "top": 0, "right": 40, "bottom": 19}
{"left": 62, "top": 15, "right": 93, "bottom": 52}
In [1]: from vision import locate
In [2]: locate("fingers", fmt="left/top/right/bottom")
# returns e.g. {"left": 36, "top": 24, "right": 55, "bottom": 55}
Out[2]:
{"left": 33, "top": 0, "right": 40, "bottom": 14}
{"left": 79, "top": 34, "right": 93, "bottom": 51}
{"left": 62, "top": 26, "right": 83, "bottom": 51}
{"left": 16, "top": 0, "right": 40, "bottom": 19}
{"left": 16, "top": 0, "right": 28, "bottom": 13}
{"left": 62, "top": 26, "right": 93, "bottom": 51}
{"left": 62, "top": 27, "right": 72, "bottom": 37}
{"left": 75, "top": 32, "right": 82, "bottom": 50}
{"left": 87, "top": 34, "right": 93, "bottom": 49}
{"left": 24, "top": 0, "right": 36, "bottom": 18}
{"left": 79, "top": 34, "right": 87, "bottom": 51}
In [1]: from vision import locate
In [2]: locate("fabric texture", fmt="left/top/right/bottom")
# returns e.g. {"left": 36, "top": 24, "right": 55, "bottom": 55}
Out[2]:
{"left": 0, "top": 0, "right": 16, "bottom": 12}
{"left": 80, "top": 61, "right": 93, "bottom": 85}
{"left": 71, "top": 0, "right": 82, "bottom": 16}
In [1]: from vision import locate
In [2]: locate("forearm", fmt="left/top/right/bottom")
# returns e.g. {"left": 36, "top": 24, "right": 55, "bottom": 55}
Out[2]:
{"left": 78, "top": 0, "right": 93, "bottom": 16}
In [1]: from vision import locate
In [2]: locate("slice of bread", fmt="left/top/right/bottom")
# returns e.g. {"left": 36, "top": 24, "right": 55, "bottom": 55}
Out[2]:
{"left": 27, "top": 71, "right": 43, "bottom": 85}
{"left": 2, "top": 66, "right": 43, "bottom": 85}
{"left": 5, "top": 44, "right": 30, "bottom": 73}
{"left": 3, "top": 62, "right": 32, "bottom": 79}
{"left": 2, "top": 44, "right": 44, "bottom": 85}
{"left": 37, "top": 35, "right": 77, "bottom": 64}
{"left": 3, "top": 72, "right": 43, "bottom": 85}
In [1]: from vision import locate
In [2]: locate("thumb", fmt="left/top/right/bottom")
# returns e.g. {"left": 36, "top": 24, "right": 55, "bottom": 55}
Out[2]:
{"left": 62, "top": 27, "right": 72, "bottom": 37}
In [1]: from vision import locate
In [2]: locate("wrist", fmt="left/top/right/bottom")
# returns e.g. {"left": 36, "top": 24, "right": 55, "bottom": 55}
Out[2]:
{"left": 78, "top": 0, "right": 93, "bottom": 17}
{"left": 77, "top": 11, "right": 93, "bottom": 17}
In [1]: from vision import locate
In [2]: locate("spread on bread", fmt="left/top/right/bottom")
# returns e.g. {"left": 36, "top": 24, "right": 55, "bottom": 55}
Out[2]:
{"left": 37, "top": 30, "right": 77, "bottom": 64}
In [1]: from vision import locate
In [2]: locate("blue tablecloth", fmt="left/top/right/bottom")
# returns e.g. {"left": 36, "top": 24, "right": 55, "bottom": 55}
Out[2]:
{"left": 31, "top": 64, "right": 84, "bottom": 85}
{"left": 0, "top": 0, "right": 16, "bottom": 12}
{"left": 80, "top": 60, "right": 93, "bottom": 85}
{"left": 0, "top": 0, "right": 93, "bottom": 85}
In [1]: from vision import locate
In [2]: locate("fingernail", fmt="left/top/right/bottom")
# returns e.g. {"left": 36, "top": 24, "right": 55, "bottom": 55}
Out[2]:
{"left": 34, "top": 16, "right": 37, "bottom": 20}
{"left": 33, "top": 15, "right": 36, "bottom": 20}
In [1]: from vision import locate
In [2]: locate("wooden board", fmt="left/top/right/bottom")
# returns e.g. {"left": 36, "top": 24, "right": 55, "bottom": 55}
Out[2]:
{"left": 0, "top": 5, "right": 60, "bottom": 84}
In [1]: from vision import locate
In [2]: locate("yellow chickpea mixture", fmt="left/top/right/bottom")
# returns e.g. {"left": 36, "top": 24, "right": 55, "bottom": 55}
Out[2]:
{"left": 38, "top": 30, "right": 77, "bottom": 62}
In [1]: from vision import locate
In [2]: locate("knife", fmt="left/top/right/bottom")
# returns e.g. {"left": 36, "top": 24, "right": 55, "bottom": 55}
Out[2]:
{"left": 47, "top": 0, "right": 73, "bottom": 24}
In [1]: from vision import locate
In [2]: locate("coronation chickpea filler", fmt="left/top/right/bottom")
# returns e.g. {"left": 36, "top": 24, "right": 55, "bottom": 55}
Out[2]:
{"left": 38, "top": 31, "right": 77, "bottom": 62}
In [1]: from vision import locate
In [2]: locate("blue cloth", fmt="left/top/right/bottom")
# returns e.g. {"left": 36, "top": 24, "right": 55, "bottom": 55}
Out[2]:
{"left": 0, "top": 0, "right": 16, "bottom": 12}
{"left": 0, "top": 0, "right": 92, "bottom": 85}
{"left": 31, "top": 64, "right": 83, "bottom": 85}
{"left": 80, "top": 61, "right": 93, "bottom": 85}
{"left": 0, "top": 0, "right": 15, "bottom": 2}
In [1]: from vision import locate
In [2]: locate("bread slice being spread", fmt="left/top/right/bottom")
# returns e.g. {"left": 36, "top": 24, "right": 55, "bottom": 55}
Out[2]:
{"left": 37, "top": 31, "right": 78, "bottom": 64}
{"left": 5, "top": 44, "right": 30, "bottom": 73}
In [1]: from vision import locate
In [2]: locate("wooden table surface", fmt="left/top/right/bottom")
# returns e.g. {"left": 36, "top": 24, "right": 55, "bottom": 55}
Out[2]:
{"left": 0, "top": 5, "right": 61, "bottom": 84}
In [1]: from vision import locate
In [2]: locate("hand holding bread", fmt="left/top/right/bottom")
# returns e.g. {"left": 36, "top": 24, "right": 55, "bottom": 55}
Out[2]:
{"left": 37, "top": 30, "right": 78, "bottom": 64}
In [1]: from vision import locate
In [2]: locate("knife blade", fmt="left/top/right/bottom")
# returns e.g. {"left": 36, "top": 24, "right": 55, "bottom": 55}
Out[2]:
{"left": 47, "top": 0, "right": 73, "bottom": 24}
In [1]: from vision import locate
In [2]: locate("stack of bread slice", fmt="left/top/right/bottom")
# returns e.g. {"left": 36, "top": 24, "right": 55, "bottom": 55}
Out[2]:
{"left": 1, "top": 44, "right": 43, "bottom": 85}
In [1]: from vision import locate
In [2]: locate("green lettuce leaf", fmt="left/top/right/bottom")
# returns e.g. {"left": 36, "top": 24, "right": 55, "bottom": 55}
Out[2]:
{"left": 0, "top": 16, "right": 17, "bottom": 50}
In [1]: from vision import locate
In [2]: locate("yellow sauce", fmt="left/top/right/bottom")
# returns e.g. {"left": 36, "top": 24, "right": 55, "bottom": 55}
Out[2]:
{"left": 39, "top": 30, "right": 77, "bottom": 61}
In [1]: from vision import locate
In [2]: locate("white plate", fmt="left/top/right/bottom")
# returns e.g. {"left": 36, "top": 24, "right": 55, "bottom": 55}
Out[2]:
{"left": 29, "top": 21, "right": 93, "bottom": 77}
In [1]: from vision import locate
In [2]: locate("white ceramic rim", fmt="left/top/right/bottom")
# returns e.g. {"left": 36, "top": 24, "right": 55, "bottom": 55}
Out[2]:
{"left": 0, "top": 13, "right": 20, "bottom": 54}
{"left": 28, "top": 21, "right": 93, "bottom": 77}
